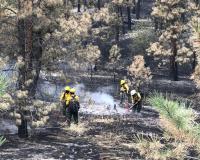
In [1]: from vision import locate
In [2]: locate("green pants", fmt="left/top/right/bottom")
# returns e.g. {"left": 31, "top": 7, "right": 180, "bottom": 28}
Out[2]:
{"left": 120, "top": 92, "right": 128, "bottom": 104}
{"left": 66, "top": 107, "right": 78, "bottom": 126}
{"left": 132, "top": 100, "right": 142, "bottom": 113}
{"left": 62, "top": 102, "right": 67, "bottom": 116}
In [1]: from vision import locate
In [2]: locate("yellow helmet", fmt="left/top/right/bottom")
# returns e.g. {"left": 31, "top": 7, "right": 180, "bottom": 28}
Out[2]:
{"left": 120, "top": 80, "right": 126, "bottom": 85}
{"left": 70, "top": 88, "right": 76, "bottom": 93}
{"left": 65, "top": 86, "right": 71, "bottom": 91}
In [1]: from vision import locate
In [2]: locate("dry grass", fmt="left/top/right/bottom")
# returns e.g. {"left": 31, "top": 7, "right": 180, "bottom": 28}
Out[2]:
{"left": 160, "top": 116, "right": 199, "bottom": 146}
{"left": 134, "top": 134, "right": 166, "bottom": 160}
{"left": 63, "top": 122, "right": 89, "bottom": 134}
{"left": 93, "top": 132, "right": 125, "bottom": 148}
{"left": 92, "top": 117, "right": 115, "bottom": 124}
{"left": 132, "top": 133, "right": 188, "bottom": 160}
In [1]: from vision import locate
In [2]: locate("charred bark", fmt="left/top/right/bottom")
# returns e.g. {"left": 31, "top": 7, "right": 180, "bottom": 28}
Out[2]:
{"left": 136, "top": 0, "right": 141, "bottom": 19}
{"left": 30, "top": 31, "right": 43, "bottom": 98}
{"left": 18, "top": 113, "right": 28, "bottom": 138}
{"left": 17, "top": 0, "right": 34, "bottom": 138}
{"left": 170, "top": 39, "right": 178, "bottom": 81}
{"left": 78, "top": 0, "right": 81, "bottom": 12}
{"left": 127, "top": 6, "right": 131, "bottom": 30}
{"left": 97, "top": 0, "right": 101, "bottom": 10}
{"left": 115, "top": 25, "right": 120, "bottom": 42}
{"left": 192, "top": 51, "right": 196, "bottom": 71}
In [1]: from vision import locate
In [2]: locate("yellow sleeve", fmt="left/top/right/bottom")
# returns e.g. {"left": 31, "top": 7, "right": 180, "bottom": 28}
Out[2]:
{"left": 60, "top": 92, "right": 65, "bottom": 101}
{"left": 66, "top": 95, "right": 71, "bottom": 106}
{"left": 75, "top": 95, "right": 79, "bottom": 102}
{"left": 125, "top": 84, "right": 129, "bottom": 93}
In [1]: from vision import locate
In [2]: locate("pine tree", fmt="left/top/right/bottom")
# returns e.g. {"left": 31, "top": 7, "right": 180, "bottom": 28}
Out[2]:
{"left": 0, "top": 0, "right": 93, "bottom": 138}
{"left": 109, "top": 44, "right": 121, "bottom": 81}
{"left": 149, "top": 0, "right": 193, "bottom": 81}
{"left": 127, "top": 55, "right": 152, "bottom": 90}
{"left": 190, "top": 4, "right": 200, "bottom": 87}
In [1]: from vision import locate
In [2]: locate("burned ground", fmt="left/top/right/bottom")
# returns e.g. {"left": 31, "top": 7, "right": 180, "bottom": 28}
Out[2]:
{"left": 0, "top": 107, "right": 161, "bottom": 160}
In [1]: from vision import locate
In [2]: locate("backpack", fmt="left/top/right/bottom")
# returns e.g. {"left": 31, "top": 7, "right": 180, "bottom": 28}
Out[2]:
{"left": 68, "top": 97, "right": 79, "bottom": 112}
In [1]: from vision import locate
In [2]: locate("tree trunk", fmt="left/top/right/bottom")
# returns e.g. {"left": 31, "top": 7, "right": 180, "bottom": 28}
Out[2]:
{"left": 78, "top": 0, "right": 81, "bottom": 12}
{"left": 17, "top": 0, "right": 34, "bottom": 138}
{"left": 119, "top": 6, "right": 125, "bottom": 34}
{"left": 136, "top": 0, "right": 141, "bottom": 19}
{"left": 97, "top": 0, "right": 101, "bottom": 10}
{"left": 195, "top": 0, "right": 199, "bottom": 6}
{"left": 127, "top": 6, "right": 131, "bottom": 30}
{"left": 90, "top": 65, "right": 93, "bottom": 81}
{"left": 30, "top": 31, "right": 43, "bottom": 98}
{"left": 119, "top": 6, "right": 123, "bottom": 17}
{"left": 18, "top": 113, "right": 28, "bottom": 138}
{"left": 115, "top": 25, "right": 120, "bottom": 42}
{"left": 154, "top": 19, "right": 158, "bottom": 31}
{"left": 83, "top": 0, "right": 87, "bottom": 11}
{"left": 171, "top": 39, "right": 178, "bottom": 81}
{"left": 132, "top": 6, "right": 136, "bottom": 14}
{"left": 192, "top": 51, "right": 196, "bottom": 71}
{"left": 159, "top": 20, "right": 163, "bottom": 30}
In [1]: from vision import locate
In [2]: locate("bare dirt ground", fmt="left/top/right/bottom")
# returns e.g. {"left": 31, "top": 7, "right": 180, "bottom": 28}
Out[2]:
{"left": 0, "top": 107, "right": 161, "bottom": 160}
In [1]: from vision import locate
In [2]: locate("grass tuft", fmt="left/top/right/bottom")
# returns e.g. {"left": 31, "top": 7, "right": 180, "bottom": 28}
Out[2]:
{"left": 0, "top": 136, "right": 6, "bottom": 146}
{"left": 63, "top": 122, "right": 89, "bottom": 134}
{"left": 133, "top": 92, "right": 200, "bottom": 159}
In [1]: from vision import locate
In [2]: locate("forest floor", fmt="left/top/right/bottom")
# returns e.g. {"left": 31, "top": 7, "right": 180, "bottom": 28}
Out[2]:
{"left": 0, "top": 106, "right": 162, "bottom": 160}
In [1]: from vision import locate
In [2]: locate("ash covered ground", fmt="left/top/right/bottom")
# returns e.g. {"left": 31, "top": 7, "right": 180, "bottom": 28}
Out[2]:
{"left": 0, "top": 105, "right": 161, "bottom": 160}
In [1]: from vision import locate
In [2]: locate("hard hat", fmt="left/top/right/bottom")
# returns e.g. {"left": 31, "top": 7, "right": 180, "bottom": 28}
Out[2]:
{"left": 65, "top": 86, "right": 71, "bottom": 91}
{"left": 130, "top": 90, "right": 137, "bottom": 96}
{"left": 120, "top": 80, "right": 125, "bottom": 85}
{"left": 70, "top": 88, "right": 76, "bottom": 93}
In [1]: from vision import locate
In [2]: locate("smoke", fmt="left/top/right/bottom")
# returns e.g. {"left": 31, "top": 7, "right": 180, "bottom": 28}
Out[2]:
{"left": 72, "top": 84, "right": 130, "bottom": 115}
{"left": 89, "top": 92, "right": 114, "bottom": 106}
{"left": 36, "top": 81, "right": 130, "bottom": 115}
{"left": 72, "top": 84, "right": 115, "bottom": 105}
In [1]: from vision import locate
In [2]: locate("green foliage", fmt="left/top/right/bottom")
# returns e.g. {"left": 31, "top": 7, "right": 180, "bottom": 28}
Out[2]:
{"left": 0, "top": 75, "right": 7, "bottom": 96}
{"left": 128, "top": 29, "right": 156, "bottom": 54}
{"left": 134, "top": 93, "right": 200, "bottom": 159}
{"left": 148, "top": 93, "right": 198, "bottom": 131}
{"left": 134, "top": 133, "right": 187, "bottom": 160}
{"left": 0, "top": 136, "right": 6, "bottom": 146}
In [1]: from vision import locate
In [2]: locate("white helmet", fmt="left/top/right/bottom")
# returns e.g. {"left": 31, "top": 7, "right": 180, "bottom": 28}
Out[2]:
{"left": 130, "top": 90, "right": 137, "bottom": 96}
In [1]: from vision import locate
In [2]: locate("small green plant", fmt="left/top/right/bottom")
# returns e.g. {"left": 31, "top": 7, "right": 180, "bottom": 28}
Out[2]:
{"left": 0, "top": 76, "right": 7, "bottom": 96}
{"left": 148, "top": 92, "right": 199, "bottom": 133}
{"left": 134, "top": 133, "right": 187, "bottom": 160}
{"left": 133, "top": 93, "right": 200, "bottom": 159}
{"left": 0, "top": 136, "right": 6, "bottom": 146}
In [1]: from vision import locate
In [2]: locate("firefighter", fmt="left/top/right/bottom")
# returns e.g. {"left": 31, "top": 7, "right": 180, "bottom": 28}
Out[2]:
{"left": 130, "top": 90, "right": 142, "bottom": 113}
{"left": 120, "top": 80, "right": 129, "bottom": 104}
{"left": 66, "top": 88, "right": 80, "bottom": 126}
{"left": 60, "top": 86, "right": 71, "bottom": 116}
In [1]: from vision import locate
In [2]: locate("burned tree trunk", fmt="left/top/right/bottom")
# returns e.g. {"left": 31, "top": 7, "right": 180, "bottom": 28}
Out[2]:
{"left": 78, "top": 0, "right": 81, "bottom": 12}
{"left": 30, "top": 31, "right": 43, "bottom": 98}
{"left": 170, "top": 39, "right": 178, "bottom": 81}
{"left": 17, "top": 0, "right": 33, "bottom": 138}
{"left": 83, "top": 0, "right": 87, "bottom": 11}
{"left": 119, "top": 6, "right": 125, "bottom": 34}
{"left": 17, "top": 0, "right": 43, "bottom": 138}
{"left": 192, "top": 51, "right": 196, "bottom": 71}
{"left": 18, "top": 113, "right": 28, "bottom": 138}
{"left": 154, "top": 18, "right": 158, "bottom": 31}
{"left": 136, "top": 0, "right": 141, "bottom": 19}
{"left": 97, "top": 0, "right": 101, "bottom": 10}
{"left": 127, "top": 6, "right": 131, "bottom": 30}
{"left": 115, "top": 25, "right": 120, "bottom": 42}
